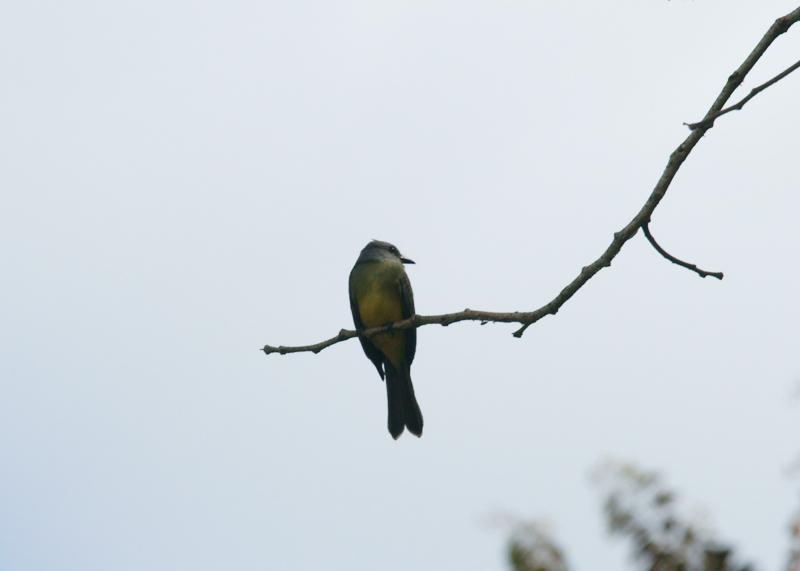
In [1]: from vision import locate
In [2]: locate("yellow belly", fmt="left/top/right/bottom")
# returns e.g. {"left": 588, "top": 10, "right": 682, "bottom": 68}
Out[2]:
{"left": 354, "top": 276, "right": 405, "bottom": 367}
{"left": 358, "top": 288, "right": 403, "bottom": 327}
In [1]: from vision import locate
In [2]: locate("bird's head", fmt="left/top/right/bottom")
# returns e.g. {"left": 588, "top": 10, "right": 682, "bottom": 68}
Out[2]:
{"left": 359, "top": 240, "right": 415, "bottom": 264}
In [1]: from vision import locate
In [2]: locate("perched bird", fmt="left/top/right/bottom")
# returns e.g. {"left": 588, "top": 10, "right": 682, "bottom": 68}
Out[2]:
{"left": 349, "top": 240, "right": 422, "bottom": 439}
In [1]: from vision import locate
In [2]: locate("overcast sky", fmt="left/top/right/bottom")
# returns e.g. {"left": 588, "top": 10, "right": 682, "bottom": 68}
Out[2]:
{"left": 2, "top": 1, "right": 800, "bottom": 570}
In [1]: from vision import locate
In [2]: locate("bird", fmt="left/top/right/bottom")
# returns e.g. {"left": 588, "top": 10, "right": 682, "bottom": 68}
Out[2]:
{"left": 348, "top": 240, "right": 422, "bottom": 439}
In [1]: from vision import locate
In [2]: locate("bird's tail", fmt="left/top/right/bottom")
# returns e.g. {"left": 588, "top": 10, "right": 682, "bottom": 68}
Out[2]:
{"left": 384, "top": 362, "right": 423, "bottom": 439}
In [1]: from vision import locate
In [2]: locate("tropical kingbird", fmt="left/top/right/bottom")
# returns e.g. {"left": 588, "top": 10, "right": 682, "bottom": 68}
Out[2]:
{"left": 349, "top": 240, "right": 422, "bottom": 439}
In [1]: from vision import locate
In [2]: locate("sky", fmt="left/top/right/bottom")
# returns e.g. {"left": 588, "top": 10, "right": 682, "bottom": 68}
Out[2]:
{"left": 1, "top": 1, "right": 800, "bottom": 570}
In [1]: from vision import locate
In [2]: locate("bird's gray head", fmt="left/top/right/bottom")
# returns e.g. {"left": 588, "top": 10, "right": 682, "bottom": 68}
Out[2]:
{"left": 357, "top": 240, "right": 415, "bottom": 265}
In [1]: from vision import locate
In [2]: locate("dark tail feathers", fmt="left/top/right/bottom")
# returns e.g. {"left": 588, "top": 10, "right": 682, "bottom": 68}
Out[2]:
{"left": 384, "top": 362, "right": 423, "bottom": 439}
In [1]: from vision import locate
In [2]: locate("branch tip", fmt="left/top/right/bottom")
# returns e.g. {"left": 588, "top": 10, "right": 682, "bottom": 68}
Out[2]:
{"left": 642, "top": 223, "right": 724, "bottom": 280}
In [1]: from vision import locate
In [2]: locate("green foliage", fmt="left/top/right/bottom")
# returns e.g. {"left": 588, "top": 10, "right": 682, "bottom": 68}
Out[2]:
{"left": 787, "top": 509, "right": 800, "bottom": 571}
{"left": 595, "top": 461, "right": 752, "bottom": 571}
{"left": 505, "top": 461, "right": 783, "bottom": 571}
{"left": 506, "top": 522, "right": 570, "bottom": 571}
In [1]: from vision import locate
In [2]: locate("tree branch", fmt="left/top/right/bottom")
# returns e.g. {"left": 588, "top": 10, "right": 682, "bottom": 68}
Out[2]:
{"left": 642, "top": 223, "right": 724, "bottom": 280}
{"left": 262, "top": 6, "right": 800, "bottom": 357}
{"left": 686, "top": 58, "right": 800, "bottom": 130}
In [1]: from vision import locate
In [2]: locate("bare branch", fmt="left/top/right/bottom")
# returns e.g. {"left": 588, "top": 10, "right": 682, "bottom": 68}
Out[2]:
{"left": 686, "top": 58, "right": 800, "bottom": 130}
{"left": 262, "top": 328, "right": 358, "bottom": 355}
{"left": 262, "top": 6, "right": 800, "bottom": 357}
{"left": 262, "top": 310, "right": 541, "bottom": 355}
{"left": 642, "top": 223, "right": 724, "bottom": 280}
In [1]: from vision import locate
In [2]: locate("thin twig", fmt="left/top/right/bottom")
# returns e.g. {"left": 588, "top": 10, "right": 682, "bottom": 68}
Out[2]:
{"left": 263, "top": 328, "right": 358, "bottom": 355}
{"left": 642, "top": 223, "right": 724, "bottom": 280}
{"left": 686, "top": 58, "right": 800, "bottom": 130}
{"left": 262, "top": 6, "right": 800, "bottom": 356}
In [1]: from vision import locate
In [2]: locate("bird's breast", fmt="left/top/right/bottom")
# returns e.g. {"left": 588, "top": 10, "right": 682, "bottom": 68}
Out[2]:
{"left": 357, "top": 285, "right": 403, "bottom": 328}
{"left": 350, "top": 261, "right": 408, "bottom": 367}
{"left": 350, "top": 261, "right": 405, "bottom": 327}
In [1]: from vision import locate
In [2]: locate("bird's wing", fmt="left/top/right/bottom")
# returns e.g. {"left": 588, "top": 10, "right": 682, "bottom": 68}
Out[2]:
{"left": 399, "top": 270, "right": 416, "bottom": 365}
{"left": 349, "top": 282, "right": 386, "bottom": 380}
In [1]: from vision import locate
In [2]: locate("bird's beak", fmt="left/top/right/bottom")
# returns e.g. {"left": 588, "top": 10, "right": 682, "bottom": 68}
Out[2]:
{"left": 400, "top": 256, "right": 415, "bottom": 264}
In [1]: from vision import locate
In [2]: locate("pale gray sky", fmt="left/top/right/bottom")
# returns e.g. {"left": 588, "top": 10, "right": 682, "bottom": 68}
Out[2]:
{"left": 1, "top": 1, "right": 799, "bottom": 570}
